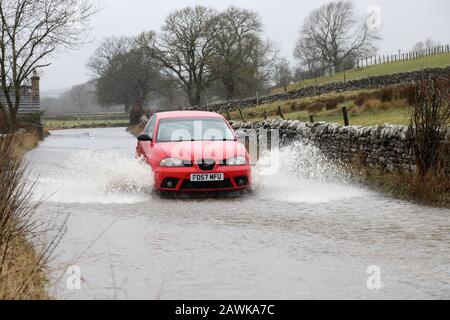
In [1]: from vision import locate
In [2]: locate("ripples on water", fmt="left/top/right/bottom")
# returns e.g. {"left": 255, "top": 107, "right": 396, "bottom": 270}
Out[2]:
{"left": 27, "top": 129, "right": 450, "bottom": 300}
{"left": 31, "top": 139, "right": 367, "bottom": 205}
{"left": 32, "top": 150, "right": 154, "bottom": 204}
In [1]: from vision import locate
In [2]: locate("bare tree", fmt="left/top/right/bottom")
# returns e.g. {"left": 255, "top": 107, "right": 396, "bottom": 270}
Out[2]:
{"left": 294, "top": 36, "right": 324, "bottom": 78}
{"left": 210, "top": 6, "right": 274, "bottom": 100}
{"left": 412, "top": 42, "right": 425, "bottom": 53}
{"left": 410, "top": 78, "right": 450, "bottom": 178}
{"left": 66, "top": 84, "right": 90, "bottom": 111}
{"left": 93, "top": 44, "right": 164, "bottom": 112}
{"left": 88, "top": 37, "right": 187, "bottom": 113}
{"left": 87, "top": 37, "right": 133, "bottom": 77}
{"left": 0, "top": 0, "right": 96, "bottom": 130}
{"left": 138, "top": 6, "right": 220, "bottom": 106}
{"left": 273, "top": 58, "right": 293, "bottom": 93}
{"left": 295, "top": 0, "right": 379, "bottom": 74}
{"left": 425, "top": 38, "right": 441, "bottom": 51}
{"left": 412, "top": 38, "right": 442, "bottom": 53}
{"left": 42, "top": 81, "right": 101, "bottom": 113}
{"left": 245, "top": 39, "right": 279, "bottom": 95}
{"left": 61, "top": 82, "right": 98, "bottom": 112}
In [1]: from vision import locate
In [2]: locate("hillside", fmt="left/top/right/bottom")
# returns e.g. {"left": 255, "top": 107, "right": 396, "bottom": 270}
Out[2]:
{"left": 272, "top": 52, "right": 450, "bottom": 95}
{"left": 224, "top": 74, "right": 450, "bottom": 127}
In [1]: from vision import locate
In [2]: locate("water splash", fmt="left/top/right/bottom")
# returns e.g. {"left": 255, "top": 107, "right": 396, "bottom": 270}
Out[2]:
{"left": 31, "top": 150, "right": 154, "bottom": 204}
{"left": 253, "top": 141, "right": 368, "bottom": 204}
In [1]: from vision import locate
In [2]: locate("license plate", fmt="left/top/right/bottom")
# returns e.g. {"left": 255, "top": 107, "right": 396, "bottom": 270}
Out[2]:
{"left": 190, "top": 173, "right": 224, "bottom": 182}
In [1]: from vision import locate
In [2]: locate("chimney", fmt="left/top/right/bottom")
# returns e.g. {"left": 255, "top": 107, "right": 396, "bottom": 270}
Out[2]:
{"left": 31, "top": 70, "right": 40, "bottom": 97}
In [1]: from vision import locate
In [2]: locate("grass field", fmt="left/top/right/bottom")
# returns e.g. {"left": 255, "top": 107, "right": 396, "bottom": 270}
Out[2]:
{"left": 271, "top": 52, "right": 450, "bottom": 95}
{"left": 279, "top": 106, "right": 410, "bottom": 126}
{"left": 225, "top": 88, "right": 413, "bottom": 126}
{"left": 44, "top": 119, "right": 130, "bottom": 130}
{"left": 229, "top": 107, "right": 410, "bottom": 126}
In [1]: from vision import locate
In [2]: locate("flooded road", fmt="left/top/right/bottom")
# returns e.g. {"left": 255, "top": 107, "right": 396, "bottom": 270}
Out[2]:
{"left": 25, "top": 128, "right": 450, "bottom": 300}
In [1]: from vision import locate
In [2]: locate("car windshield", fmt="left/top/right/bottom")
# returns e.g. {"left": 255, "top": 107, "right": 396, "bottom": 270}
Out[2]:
{"left": 157, "top": 118, "right": 235, "bottom": 142}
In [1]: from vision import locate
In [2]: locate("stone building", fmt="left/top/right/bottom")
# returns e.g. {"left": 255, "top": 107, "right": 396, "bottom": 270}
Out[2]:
{"left": 0, "top": 71, "right": 41, "bottom": 114}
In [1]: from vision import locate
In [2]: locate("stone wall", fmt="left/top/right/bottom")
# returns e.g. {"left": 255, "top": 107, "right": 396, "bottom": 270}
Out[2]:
{"left": 230, "top": 119, "right": 450, "bottom": 172}
{"left": 205, "top": 66, "right": 450, "bottom": 113}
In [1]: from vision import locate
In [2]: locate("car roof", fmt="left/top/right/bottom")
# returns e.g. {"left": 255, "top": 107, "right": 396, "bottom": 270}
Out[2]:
{"left": 155, "top": 111, "right": 224, "bottom": 120}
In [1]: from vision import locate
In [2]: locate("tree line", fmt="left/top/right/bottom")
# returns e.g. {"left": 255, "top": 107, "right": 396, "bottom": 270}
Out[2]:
{"left": 0, "top": 0, "right": 383, "bottom": 125}
{"left": 90, "top": 1, "right": 381, "bottom": 111}
{"left": 8, "top": 0, "right": 446, "bottom": 127}
{"left": 88, "top": 6, "right": 278, "bottom": 110}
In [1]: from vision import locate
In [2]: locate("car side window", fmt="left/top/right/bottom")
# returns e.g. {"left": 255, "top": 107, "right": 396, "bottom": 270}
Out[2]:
{"left": 145, "top": 116, "right": 157, "bottom": 140}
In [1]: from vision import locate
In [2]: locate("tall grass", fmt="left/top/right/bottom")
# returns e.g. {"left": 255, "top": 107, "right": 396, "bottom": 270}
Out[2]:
{"left": 357, "top": 78, "right": 450, "bottom": 206}
{"left": 0, "top": 133, "right": 62, "bottom": 300}
{"left": 359, "top": 165, "right": 450, "bottom": 207}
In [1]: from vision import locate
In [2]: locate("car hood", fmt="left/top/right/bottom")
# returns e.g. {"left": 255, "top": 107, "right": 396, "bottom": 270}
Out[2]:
{"left": 156, "top": 140, "right": 247, "bottom": 162}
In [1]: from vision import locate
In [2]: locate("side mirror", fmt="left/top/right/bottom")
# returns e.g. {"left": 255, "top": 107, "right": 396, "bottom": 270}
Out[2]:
{"left": 137, "top": 133, "right": 152, "bottom": 142}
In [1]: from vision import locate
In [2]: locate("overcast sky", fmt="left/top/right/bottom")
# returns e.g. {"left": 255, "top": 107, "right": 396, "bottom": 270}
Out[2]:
{"left": 40, "top": 0, "right": 450, "bottom": 93}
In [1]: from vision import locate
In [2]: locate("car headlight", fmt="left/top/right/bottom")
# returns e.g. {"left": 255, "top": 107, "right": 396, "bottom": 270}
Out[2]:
{"left": 159, "top": 158, "right": 185, "bottom": 167}
{"left": 225, "top": 156, "right": 247, "bottom": 166}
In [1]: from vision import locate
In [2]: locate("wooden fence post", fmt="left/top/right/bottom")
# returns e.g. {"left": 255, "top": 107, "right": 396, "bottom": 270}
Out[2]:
{"left": 342, "top": 107, "right": 349, "bottom": 127}
{"left": 238, "top": 107, "right": 245, "bottom": 122}
{"left": 245, "top": 135, "right": 250, "bottom": 152}
{"left": 278, "top": 106, "right": 285, "bottom": 120}
{"left": 226, "top": 110, "right": 232, "bottom": 121}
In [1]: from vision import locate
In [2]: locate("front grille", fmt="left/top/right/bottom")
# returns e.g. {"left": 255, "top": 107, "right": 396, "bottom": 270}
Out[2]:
{"left": 197, "top": 159, "right": 215, "bottom": 171}
{"left": 180, "top": 179, "right": 233, "bottom": 190}
{"left": 181, "top": 160, "right": 193, "bottom": 167}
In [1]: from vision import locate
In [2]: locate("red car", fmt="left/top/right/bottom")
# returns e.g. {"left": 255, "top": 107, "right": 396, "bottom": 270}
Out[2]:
{"left": 136, "top": 111, "right": 251, "bottom": 193}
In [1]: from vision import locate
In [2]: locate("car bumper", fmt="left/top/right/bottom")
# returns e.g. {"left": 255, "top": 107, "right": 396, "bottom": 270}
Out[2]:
{"left": 154, "top": 165, "right": 251, "bottom": 192}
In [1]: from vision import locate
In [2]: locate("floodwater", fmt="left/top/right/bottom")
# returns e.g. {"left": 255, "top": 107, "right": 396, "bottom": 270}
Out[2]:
{"left": 25, "top": 127, "right": 450, "bottom": 300}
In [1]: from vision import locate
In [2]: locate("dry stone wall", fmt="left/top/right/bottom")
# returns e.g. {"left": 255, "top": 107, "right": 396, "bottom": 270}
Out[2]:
{"left": 231, "top": 119, "right": 450, "bottom": 172}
